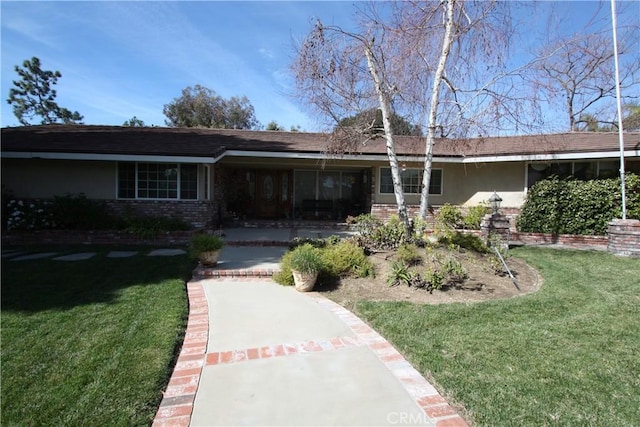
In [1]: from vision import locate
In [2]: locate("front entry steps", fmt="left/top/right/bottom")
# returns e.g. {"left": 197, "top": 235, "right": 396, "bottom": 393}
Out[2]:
{"left": 192, "top": 224, "right": 358, "bottom": 280}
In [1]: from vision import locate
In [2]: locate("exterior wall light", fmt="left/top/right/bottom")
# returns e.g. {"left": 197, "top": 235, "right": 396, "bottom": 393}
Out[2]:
{"left": 489, "top": 191, "right": 502, "bottom": 215}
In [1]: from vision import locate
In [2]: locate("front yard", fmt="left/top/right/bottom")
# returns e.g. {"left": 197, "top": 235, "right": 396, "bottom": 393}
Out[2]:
{"left": 2, "top": 243, "right": 638, "bottom": 426}
{"left": 1, "top": 246, "right": 192, "bottom": 426}
{"left": 354, "top": 247, "right": 640, "bottom": 426}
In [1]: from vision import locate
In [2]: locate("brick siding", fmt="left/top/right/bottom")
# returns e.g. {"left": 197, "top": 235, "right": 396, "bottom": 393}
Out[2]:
{"left": 607, "top": 219, "right": 640, "bottom": 257}
{"left": 106, "top": 200, "right": 216, "bottom": 229}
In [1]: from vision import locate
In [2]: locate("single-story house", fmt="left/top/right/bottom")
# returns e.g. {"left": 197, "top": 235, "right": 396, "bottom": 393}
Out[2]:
{"left": 2, "top": 125, "right": 639, "bottom": 228}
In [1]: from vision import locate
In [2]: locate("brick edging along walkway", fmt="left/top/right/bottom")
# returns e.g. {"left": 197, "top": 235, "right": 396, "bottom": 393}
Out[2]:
{"left": 153, "top": 278, "right": 469, "bottom": 427}
{"left": 152, "top": 282, "right": 208, "bottom": 427}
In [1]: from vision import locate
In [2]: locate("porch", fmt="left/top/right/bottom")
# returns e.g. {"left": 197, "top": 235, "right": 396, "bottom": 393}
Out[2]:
{"left": 219, "top": 167, "right": 371, "bottom": 222}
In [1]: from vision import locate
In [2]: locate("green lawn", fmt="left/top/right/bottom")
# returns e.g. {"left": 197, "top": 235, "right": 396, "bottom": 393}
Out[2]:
{"left": 356, "top": 247, "right": 640, "bottom": 426}
{"left": 1, "top": 246, "right": 193, "bottom": 426}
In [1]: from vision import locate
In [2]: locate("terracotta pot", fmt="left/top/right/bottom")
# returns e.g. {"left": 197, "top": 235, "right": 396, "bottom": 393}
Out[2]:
{"left": 199, "top": 250, "right": 220, "bottom": 267}
{"left": 291, "top": 270, "right": 318, "bottom": 292}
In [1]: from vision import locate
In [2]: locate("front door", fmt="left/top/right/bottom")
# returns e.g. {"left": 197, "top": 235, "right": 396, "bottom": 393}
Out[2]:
{"left": 256, "top": 171, "right": 278, "bottom": 218}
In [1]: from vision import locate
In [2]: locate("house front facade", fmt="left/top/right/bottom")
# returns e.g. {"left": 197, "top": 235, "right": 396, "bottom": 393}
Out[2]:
{"left": 2, "top": 125, "right": 639, "bottom": 228}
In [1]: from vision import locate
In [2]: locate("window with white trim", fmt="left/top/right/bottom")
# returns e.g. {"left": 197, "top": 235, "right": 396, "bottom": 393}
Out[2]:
{"left": 379, "top": 167, "right": 442, "bottom": 195}
{"left": 117, "top": 162, "right": 198, "bottom": 200}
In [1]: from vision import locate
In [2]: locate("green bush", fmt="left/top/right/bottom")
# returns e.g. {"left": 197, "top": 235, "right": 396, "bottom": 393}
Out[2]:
{"left": 424, "top": 267, "right": 445, "bottom": 290}
{"left": 354, "top": 214, "right": 406, "bottom": 250}
{"left": 438, "top": 231, "right": 489, "bottom": 253}
{"left": 50, "top": 193, "right": 116, "bottom": 230}
{"left": 443, "top": 257, "right": 468, "bottom": 282}
{"left": 386, "top": 261, "right": 413, "bottom": 287}
{"left": 274, "top": 239, "right": 374, "bottom": 286}
{"left": 396, "top": 243, "right": 421, "bottom": 266}
{"left": 124, "top": 215, "right": 191, "bottom": 239}
{"left": 435, "top": 204, "right": 464, "bottom": 230}
{"left": 517, "top": 174, "right": 639, "bottom": 235}
{"left": 273, "top": 250, "right": 296, "bottom": 286}
{"left": 463, "top": 204, "right": 491, "bottom": 230}
{"left": 321, "top": 240, "right": 374, "bottom": 278}
{"left": 4, "top": 193, "right": 192, "bottom": 234}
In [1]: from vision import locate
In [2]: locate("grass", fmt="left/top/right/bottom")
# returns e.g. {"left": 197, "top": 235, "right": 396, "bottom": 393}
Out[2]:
{"left": 355, "top": 247, "right": 640, "bottom": 426}
{"left": 1, "top": 246, "right": 193, "bottom": 426}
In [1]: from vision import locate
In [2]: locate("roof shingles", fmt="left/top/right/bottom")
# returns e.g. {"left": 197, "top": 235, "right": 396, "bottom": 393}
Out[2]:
{"left": 1, "top": 125, "right": 638, "bottom": 159}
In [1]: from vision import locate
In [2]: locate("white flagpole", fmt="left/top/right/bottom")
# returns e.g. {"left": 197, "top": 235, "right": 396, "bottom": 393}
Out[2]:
{"left": 611, "top": 0, "right": 627, "bottom": 219}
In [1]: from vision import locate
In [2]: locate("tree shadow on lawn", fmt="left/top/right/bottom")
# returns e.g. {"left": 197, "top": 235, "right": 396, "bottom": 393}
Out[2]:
{"left": 1, "top": 246, "right": 195, "bottom": 313}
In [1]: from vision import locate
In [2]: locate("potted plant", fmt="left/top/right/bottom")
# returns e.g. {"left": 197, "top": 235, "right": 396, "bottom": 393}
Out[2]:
{"left": 190, "top": 233, "right": 225, "bottom": 267}
{"left": 288, "top": 243, "right": 323, "bottom": 292}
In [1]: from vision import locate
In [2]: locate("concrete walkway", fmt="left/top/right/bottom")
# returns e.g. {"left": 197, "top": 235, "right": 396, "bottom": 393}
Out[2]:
{"left": 4, "top": 227, "right": 468, "bottom": 426}
{"left": 152, "top": 229, "right": 469, "bottom": 427}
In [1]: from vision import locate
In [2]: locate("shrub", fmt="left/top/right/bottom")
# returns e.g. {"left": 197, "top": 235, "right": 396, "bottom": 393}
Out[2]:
{"left": 443, "top": 257, "right": 468, "bottom": 282}
{"left": 354, "top": 213, "right": 406, "bottom": 250}
{"left": 5, "top": 199, "right": 53, "bottom": 230}
{"left": 396, "top": 243, "right": 421, "bottom": 266}
{"left": 289, "top": 236, "right": 327, "bottom": 249}
{"left": 321, "top": 240, "right": 374, "bottom": 278}
{"left": 273, "top": 250, "right": 296, "bottom": 286}
{"left": 438, "top": 231, "right": 489, "bottom": 253}
{"left": 3, "top": 193, "right": 192, "bottom": 234}
{"left": 50, "top": 193, "right": 115, "bottom": 230}
{"left": 274, "top": 240, "right": 374, "bottom": 286}
{"left": 386, "top": 261, "right": 413, "bottom": 287}
{"left": 435, "top": 204, "right": 464, "bottom": 230}
{"left": 517, "top": 174, "right": 639, "bottom": 235}
{"left": 288, "top": 244, "right": 324, "bottom": 274}
{"left": 463, "top": 204, "right": 491, "bottom": 230}
{"left": 424, "top": 267, "right": 445, "bottom": 290}
{"left": 124, "top": 216, "right": 190, "bottom": 239}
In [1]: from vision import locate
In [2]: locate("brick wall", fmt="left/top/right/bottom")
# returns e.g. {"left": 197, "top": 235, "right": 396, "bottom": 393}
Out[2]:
{"left": 106, "top": 200, "right": 216, "bottom": 229}
{"left": 607, "top": 219, "right": 640, "bottom": 257}
{"left": 511, "top": 232, "right": 608, "bottom": 249}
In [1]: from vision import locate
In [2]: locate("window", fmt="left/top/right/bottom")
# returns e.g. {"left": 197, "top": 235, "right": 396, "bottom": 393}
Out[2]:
{"left": 527, "top": 160, "right": 620, "bottom": 188}
{"left": 379, "top": 167, "right": 442, "bottom": 195}
{"left": 117, "top": 162, "right": 198, "bottom": 200}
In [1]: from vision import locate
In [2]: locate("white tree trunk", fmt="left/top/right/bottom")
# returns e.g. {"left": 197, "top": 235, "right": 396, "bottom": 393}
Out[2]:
{"left": 419, "top": 0, "right": 455, "bottom": 219}
{"left": 364, "top": 45, "right": 410, "bottom": 229}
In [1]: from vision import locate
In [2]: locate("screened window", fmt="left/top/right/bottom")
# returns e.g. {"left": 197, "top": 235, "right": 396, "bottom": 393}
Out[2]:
{"left": 379, "top": 168, "right": 442, "bottom": 195}
{"left": 117, "top": 163, "right": 198, "bottom": 200}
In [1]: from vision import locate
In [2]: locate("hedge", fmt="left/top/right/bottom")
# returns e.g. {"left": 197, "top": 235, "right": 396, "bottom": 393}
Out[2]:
{"left": 517, "top": 173, "right": 639, "bottom": 235}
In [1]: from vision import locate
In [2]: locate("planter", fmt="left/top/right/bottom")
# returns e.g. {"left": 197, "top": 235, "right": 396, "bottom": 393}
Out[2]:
{"left": 198, "top": 250, "right": 220, "bottom": 267}
{"left": 291, "top": 269, "right": 318, "bottom": 292}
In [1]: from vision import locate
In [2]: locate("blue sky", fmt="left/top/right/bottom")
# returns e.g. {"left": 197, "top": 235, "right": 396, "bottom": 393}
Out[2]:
{"left": 1, "top": 1, "right": 638, "bottom": 132}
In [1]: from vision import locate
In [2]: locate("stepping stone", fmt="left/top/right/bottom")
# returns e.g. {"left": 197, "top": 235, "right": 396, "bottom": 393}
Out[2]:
{"left": 147, "top": 248, "right": 186, "bottom": 257}
{"left": 53, "top": 252, "right": 97, "bottom": 261}
{"left": 107, "top": 251, "right": 139, "bottom": 258}
{"left": 11, "top": 252, "right": 58, "bottom": 261}
{"left": 1, "top": 250, "right": 25, "bottom": 258}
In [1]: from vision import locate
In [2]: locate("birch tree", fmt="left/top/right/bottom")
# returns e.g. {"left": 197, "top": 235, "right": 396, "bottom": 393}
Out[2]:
{"left": 293, "top": 1, "right": 540, "bottom": 223}
{"left": 292, "top": 20, "right": 412, "bottom": 233}
{"left": 387, "top": 1, "right": 542, "bottom": 217}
